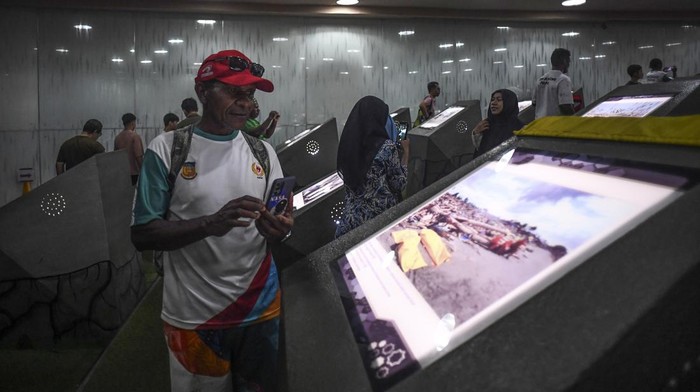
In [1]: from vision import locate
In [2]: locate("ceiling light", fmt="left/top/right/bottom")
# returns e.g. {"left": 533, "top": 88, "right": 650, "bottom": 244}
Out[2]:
{"left": 322, "top": 57, "right": 334, "bottom": 61}
{"left": 594, "top": 54, "right": 606, "bottom": 58}
{"left": 347, "top": 49, "right": 360, "bottom": 53}
{"left": 340, "top": 71, "right": 350, "bottom": 74}
{"left": 497, "top": 26, "right": 510, "bottom": 30}
{"left": 74, "top": 24, "right": 92, "bottom": 30}
{"left": 602, "top": 41, "right": 616, "bottom": 45}
{"left": 55, "top": 48, "right": 69, "bottom": 53}
{"left": 536, "top": 63, "right": 548, "bottom": 67}
{"left": 442, "top": 60, "right": 454, "bottom": 64}
{"left": 459, "top": 58, "right": 471, "bottom": 62}
{"left": 336, "top": 0, "right": 359, "bottom": 4}
{"left": 514, "top": 65, "right": 524, "bottom": 68}
{"left": 464, "top": 68, "right": 473, "bottom": 72}
{"left": 638, "top": 45, "right": 654, "bottom": 49}
{"left": 363, "top": 65, "right": 373, "bottom": 68}
{"left": 193, "top": 62, "right": 202, "bottom": 65}
{"left": 455, "top": 42, "right": 464, "bottom": 47}
{"left": 197, "top": 20, "right": 216, "bottom": 25}
{"left": 562, "top": 32, "right": 580, "bottom": 37}
{"left": 168, "top": 39, "right": 184, "bottom": 44}
{"left": 562, "top": 0, "right": 586, "bottom": 6}
{"left": 409, "top": 71, "right": 418, "bottom": 74}
{"left": 129, "top": 49, "right": 135, "bottom": 53}
{"left": 494, "top": 48, "right": 507, "bottom": 52}
{"left": 398, "top": 30, "right": 414, "bottom": 36}
{"left": 442, "top": 71, "right": 451, "bottom": 74}
{"left": 272, "top": 37, "right": 288, "bottom": 42}
{"left": 272, "top": 65, "right": 282, "bottom": 68}
{"left": 383, "top": 66, "right": 389, "bottom": 70}
{"left": 681, "top": 25, "right": 694, "bottom": 29}
{"left": 154, "top": 49, "right": 168, "bottom": 54}
{"left": 493, "top": 61, "right": 504, "bottom": 64}
{"left": 112, "top": 58, "right": 124, "bottom": 63}
{"left": 578, "top": 56, "right": 591, "bottom": 60}
{"left": 439, "top": 44, "right": 453, "bottom": 49}
{"left": 299, "top": 57, "right": 305, "bottom": 60}
{"left": 665, "top": 42, "right": 681, "bottom": 46}
{"left": 140, "top": 60, "right": 152, "bottom": 64}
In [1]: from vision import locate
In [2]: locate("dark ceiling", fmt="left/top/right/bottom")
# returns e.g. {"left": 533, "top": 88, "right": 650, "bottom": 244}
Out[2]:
{"left": 9, "top": 0, "right": 700, "bottom": 21}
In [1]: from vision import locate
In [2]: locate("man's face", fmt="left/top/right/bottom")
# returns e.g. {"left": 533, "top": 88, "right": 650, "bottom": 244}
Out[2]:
{"left": 202, "top": 81, "right": 257, "bottom": 130}
{"left": 165, "top": 121, "right": 178, "bottom": 132}
{"left": 563, "top": 56, "right": 571, "bottom": 73}
{"left": 433, "top": 85, "right": 441, "bottom": 97}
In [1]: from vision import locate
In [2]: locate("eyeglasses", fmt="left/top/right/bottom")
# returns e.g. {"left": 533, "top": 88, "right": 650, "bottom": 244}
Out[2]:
{"left": 212, "top": 56, "right": 265, "bottom": 77}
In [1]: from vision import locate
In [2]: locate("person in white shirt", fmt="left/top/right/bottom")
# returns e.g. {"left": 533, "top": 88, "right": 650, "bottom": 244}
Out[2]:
{"left": 646, "top": 58, "right": 673, "bottom": 83}
{"left": 533, "top": 48, "right": 575, "bottom": 119}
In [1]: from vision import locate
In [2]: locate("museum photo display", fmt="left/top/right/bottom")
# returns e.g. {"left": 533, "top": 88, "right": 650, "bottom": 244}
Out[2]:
{"left": 333, "top": 147, "right": 692, "bottom": 390}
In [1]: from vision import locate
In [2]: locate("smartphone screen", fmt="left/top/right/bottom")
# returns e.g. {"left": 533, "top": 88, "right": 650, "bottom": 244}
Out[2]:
{"left": 397, "top": 121, "right": 409, "bottom": 140}
{"left": 266, "top": 176, "right": 296, "bottom": 215}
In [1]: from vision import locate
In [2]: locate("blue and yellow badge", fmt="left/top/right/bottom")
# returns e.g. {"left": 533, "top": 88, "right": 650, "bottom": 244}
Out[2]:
{"left": 251, "top": 162, "right": 265, "bottom": 179}
{"left": 180, "top": 161, "right": 197, "bottom": 180}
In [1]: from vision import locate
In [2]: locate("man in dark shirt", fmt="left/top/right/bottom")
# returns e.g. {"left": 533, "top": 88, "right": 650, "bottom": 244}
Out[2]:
{"left": 626, "top": 64, "right": 644, "bottom": 85}
{"left": 55, "top": 119, "right": 105, "bottom": 174}
{"left": 176, "top": 97, "right": 201, "bottom": 128}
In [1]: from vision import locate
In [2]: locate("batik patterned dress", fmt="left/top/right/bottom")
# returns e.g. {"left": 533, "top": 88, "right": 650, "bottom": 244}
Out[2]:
{"left": 336, "top": 139, "right": 407, "bottom": 237}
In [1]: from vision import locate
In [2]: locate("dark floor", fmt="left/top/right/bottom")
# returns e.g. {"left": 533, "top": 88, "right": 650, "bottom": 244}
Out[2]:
{"left": 0, "top": 253, "right": 168, "bottom": 392}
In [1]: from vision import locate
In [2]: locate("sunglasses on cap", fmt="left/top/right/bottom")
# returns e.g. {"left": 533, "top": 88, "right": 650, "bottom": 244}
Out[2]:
{"left": 211, "top": 56, "right": 265, "bottom": 77}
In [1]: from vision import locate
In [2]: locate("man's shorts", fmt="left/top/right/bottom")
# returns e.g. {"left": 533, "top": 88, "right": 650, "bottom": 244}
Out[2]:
{"left": 164, "top": 317, "right": 279, "bottom": 392}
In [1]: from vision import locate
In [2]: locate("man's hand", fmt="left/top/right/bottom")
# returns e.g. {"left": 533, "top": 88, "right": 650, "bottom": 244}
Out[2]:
{"left": 206, "top": 195, "right": 265, "bottom": 237}
{"left": 256, "top": 192, "right": 294, "bottom": 242}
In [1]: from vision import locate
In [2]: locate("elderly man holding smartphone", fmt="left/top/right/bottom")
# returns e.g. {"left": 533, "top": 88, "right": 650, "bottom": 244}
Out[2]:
{"left": 131, "top": 49, "right": 292, "bottom": 392}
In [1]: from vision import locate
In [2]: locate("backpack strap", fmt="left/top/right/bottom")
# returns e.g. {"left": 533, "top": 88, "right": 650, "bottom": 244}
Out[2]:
{"left": 241, "top": 131, "right": 271, "bottom": 195}
{"left": 167, "top": 123, "right": 196, "bottom": 193}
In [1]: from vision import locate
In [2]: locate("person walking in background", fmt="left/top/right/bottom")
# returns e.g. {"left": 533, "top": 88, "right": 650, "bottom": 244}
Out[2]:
{"left": 114, "top": 113, "right": 144, "bottom": 185}
{"left": 646, "top": 58, "right": 674, "bottom": 83}
{"left": 625, "top": 64, "right": 644, "bottom": 85}
{"left": 336, "top": 95, "right": 409, "bottom": 238}
{"left": 533, "top": 48, "right": 574, "bottom": 119}
{"left": 131, "top": 49, "right": 292, "bottom": 392}
{"left": 414, "top": 81, "right": 440, "bottom": 126}
{"left": 55, "top": 119, "right": 105, "bottom": 175}
{"left": 176, "top": 97, "right": 201, "bottom": 128}
{"left": 163, "top": 112, "right": 180, "bottom": 132}
{"left": 472, "top": 89, "right": 524, "bottom": 158}
{"left": 244, "top": 97, "right": 280, "bottom": 140}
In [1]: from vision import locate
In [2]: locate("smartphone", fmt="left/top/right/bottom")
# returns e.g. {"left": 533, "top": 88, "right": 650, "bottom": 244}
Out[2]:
{"left": 266, "top": 176, "right": 296, "bottom": 215}
{"left": 396, "top": 121, "right": 409, "bottom": 140}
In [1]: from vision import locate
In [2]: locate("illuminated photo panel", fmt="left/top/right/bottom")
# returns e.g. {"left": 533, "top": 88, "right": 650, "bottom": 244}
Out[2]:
{"left": 333, "top": 148, "right": 690, "bottom": 390}
{"left": 581, "top": 94, "right": 674, "bottom": 117}
{"left": 292, "top": 171, "right": 344, "bottom": 211}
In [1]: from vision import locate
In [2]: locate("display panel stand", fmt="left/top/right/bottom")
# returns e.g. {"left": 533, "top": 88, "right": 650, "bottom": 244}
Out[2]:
{"left": 280, "top": 116, "right": 700, "bottom": 392}
{"left": 405, "top": 100, "right": 481, "bottom": 197}
{"left": 0, "top": 150, "right": 146, "bottom": 348}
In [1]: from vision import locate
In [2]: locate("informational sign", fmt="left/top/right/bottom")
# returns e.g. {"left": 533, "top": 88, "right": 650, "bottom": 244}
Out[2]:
{"left": 334, "top": 147, "right": 689, "bottom": 389}
{"left": 582, "top": 95, "right": 674, "bottom": 117}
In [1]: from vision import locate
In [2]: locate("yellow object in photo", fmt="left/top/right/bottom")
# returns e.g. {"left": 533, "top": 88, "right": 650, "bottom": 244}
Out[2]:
{"left": 420, "top": 229, "right": 451, "bottom": 266}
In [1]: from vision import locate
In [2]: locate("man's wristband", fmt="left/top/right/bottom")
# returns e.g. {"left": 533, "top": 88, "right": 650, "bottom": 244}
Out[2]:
{"left": 281, "top": 230, "right": 292, "bottom": 242}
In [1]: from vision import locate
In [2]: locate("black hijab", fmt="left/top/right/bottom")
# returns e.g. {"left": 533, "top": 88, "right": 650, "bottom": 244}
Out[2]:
{"left": 337, "top": 96, "right": 390, "bottom": 193}
{"left": 475, "top": 89, "right": 523, "bottom": 157}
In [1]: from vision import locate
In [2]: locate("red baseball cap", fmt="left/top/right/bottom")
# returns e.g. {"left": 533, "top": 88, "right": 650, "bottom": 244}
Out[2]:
{"left": 195, "top": 49, "right": 274, "bottom": 93}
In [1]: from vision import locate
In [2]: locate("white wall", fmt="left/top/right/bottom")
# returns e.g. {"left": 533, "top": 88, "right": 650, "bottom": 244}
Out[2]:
{"left": 1, "top": 8, "right": 698, "bottom": 206}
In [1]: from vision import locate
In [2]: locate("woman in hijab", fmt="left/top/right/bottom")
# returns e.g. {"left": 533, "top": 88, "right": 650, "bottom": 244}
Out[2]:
{"left": 472, "top": 89, "right": 523, "bottom": 158}
{"left": 336, "top": 96, "right": 409, "bottom": 238}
